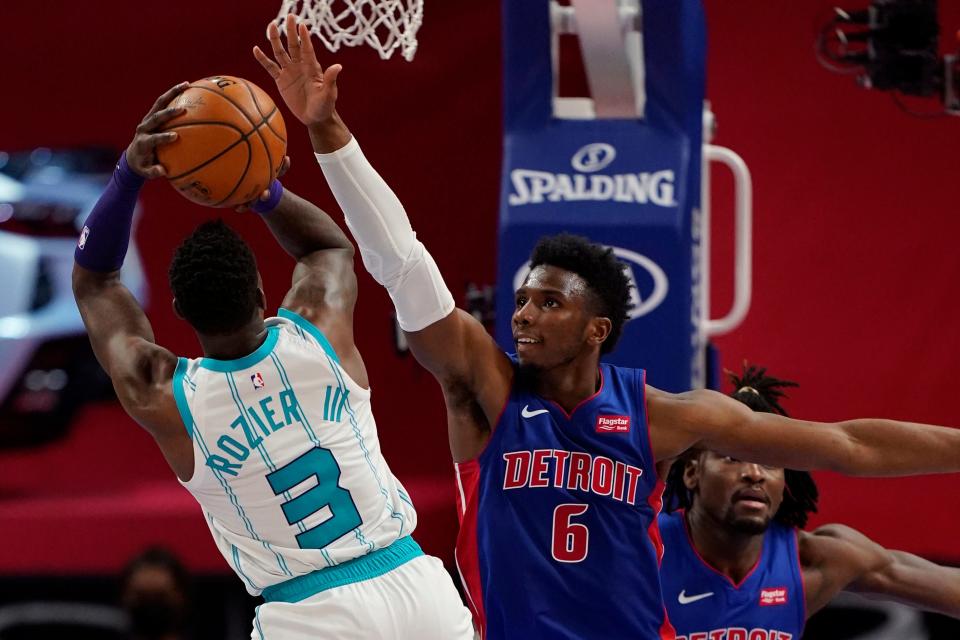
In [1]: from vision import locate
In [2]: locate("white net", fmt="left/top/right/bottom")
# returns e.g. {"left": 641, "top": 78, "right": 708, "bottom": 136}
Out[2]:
{"left": 277, "top": 0, "right": 424, "bottom": 61}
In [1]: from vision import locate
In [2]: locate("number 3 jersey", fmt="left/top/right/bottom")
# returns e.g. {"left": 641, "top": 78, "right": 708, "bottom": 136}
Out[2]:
{"left": 171, "top": 309, "right": 417, "bottom": 595}
{"left": 454, "top": 361, "right": 675, "bottom": 639}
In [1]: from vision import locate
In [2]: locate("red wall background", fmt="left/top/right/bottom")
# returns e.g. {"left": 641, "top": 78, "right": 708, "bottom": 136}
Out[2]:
{"left": 1, "top": 0, "right": 958, "bottom": 571}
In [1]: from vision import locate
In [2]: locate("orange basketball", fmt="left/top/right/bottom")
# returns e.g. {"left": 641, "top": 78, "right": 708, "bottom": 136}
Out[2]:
{"left": 157, "top": 76, "right": 287, "bottom": 208}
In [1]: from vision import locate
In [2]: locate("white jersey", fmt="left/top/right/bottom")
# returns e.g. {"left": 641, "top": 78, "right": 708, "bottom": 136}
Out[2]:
{"left": 172, "top": 309, "right": 417, "bottom": 596}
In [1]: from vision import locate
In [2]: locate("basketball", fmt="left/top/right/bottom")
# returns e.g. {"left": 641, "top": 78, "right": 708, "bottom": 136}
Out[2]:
{"left": 156, "top": 75, "right": 287, "bottom": 208}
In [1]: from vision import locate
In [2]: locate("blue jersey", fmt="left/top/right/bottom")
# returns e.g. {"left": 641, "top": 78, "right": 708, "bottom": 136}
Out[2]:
{"left": 454, "top": 362, "right": 674, "bottom": 639}
{"left": 659, "top": 511, "right": 805, "bottom": 640}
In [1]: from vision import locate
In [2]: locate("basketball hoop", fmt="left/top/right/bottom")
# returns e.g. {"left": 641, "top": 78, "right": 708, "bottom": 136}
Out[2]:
{"left": 277, "top": 0, "right": 423, "bottom": 61}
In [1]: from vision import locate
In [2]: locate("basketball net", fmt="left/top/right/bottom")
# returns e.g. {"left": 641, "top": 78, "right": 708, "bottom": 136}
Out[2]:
{"left": 277, "top": 0, "right": 423, "bottom": 61}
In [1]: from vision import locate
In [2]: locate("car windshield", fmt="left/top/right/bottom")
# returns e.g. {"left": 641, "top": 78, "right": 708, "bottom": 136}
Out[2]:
{"left": 0, "top": 147, "right": 117, "bottom": 182}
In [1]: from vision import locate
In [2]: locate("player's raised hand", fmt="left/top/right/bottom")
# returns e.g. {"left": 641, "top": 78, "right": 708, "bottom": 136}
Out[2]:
{"left": 254, "top": 15, "right": 342, "bottom": 126}
{"left": 125, "top": 82, "right": 188, "bottom": 179}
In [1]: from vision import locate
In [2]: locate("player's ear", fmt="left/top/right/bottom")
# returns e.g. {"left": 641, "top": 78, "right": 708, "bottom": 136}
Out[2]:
{"left": 253, "top": 271, "right": 267, "bottom": 311}
{"left": 683, "top": 456, "right": 700, "bottom": 492}
{"left": 587, "top": 316, "right": 612, "bottom": 348}
{"left": 172, "top": 298, "right": 185, "bottom": 320}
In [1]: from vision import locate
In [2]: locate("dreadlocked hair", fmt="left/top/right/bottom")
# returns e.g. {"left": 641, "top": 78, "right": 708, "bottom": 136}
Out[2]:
{"left": 729, "top": 363, "right": 797, "bottom": 416}
{"left": 168, "top": 220, "right": 260, "bottom": 335}
{"left": 663, "top": 362, "right": 820, "bottom": 528}
{"left": 528, "top": 233, "right": 632, "bottom": 354}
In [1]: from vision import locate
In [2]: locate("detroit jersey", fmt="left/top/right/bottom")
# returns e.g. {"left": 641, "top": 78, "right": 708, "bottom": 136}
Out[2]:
{"left": 659, "top": 511, "right": 805, "bottom": 640}
{"left": 455, "top": 361, "right": 674, "bottom": 639}
{"left": 172, "top": 309, "right": 417, "bottom": 595}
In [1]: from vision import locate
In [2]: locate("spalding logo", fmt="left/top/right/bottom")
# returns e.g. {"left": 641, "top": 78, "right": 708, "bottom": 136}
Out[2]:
{"left": 571, "top": 143, "right": 617, "bottom": 173}
{"left": 508, "top": 142, "right": 677, "bottom": 207}
{"left": 512, "top": 246, "right": 668, "bottom": 320}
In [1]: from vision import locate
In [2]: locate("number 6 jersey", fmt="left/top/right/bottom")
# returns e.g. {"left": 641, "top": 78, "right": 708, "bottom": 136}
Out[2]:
{"left": 454, "top": 361, "right": 675, "bottom": 639}
{"left": 172, "top": 309, "right": 417, "bottom": 596}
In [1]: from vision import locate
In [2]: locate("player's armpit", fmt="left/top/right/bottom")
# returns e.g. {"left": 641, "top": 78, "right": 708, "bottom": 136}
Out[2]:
{"left": 812, "top": 525, "right": 960, "bottom": 619}
{"left": 282, "top": 251, "right": 358, "bottom": 342}
{"left": 107, "top": 337, "right": 193, "bottom": 481}
{"left": 283, "top": 249, "right": 357, "bottom": 314}
{"left": 282, "top": 250, "right": 369, "bottom": 390}
{"left": 107, "top": 336, "right": 179, "bottom": 426}
{"left": 73, "top": 266, "right": 182, "bottom": 436}
{"left": 798, "top": 525, "right": 890, "bottom": 615}
{"left": 405, "top": 310, "right": 513, "bottom": 425}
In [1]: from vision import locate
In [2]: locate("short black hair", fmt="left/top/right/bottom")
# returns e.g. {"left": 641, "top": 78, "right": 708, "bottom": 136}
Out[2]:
{"left": 528, "top": 233, "right": 632, "bottom": 355}
{"left": 119, "top": 546, "right": 189, "bottom": 595}
{"left": 663, "top": 363, "right": 820, "bottom": 529}
{"left": 168, "top": 220, "right": 260, "bottom": 335}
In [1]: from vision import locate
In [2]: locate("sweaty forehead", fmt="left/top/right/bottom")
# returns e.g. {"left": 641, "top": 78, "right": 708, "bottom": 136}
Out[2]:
{"left": 521, "top": 264, "right": 589, "bottom": 298}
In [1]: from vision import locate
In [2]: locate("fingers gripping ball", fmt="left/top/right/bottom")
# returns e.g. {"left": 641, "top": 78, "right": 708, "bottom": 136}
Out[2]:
{"left": 157, "top": 76, "right": 287, "bottom": 208}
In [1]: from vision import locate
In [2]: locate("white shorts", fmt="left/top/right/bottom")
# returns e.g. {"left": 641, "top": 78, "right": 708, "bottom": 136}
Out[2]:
{"left": 250, "top": 554, "right": 475, "bottom": 639}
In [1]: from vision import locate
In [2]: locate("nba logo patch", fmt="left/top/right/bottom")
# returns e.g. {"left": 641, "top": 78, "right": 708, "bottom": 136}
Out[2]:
{"left": 78, "top": 226, "right": 90, "bottom": 249}
{"left": 251, "top": 372, "right": 265, "bottom": 389}
{"left": 595, "top": 415, "right": 630, "bottom": 433}
{"left": 759, "top": 587, "right": 788, "bottom": 606}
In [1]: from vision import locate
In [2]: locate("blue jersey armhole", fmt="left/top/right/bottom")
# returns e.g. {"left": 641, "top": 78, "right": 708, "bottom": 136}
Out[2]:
{"left": 790, "top": 527, "right": 808, "bottom": 630}
{"left": 172, "top": 357, "right": 195, "bottom": 438}
{"left": 635, "top": 366, "right": 657, "bottom": 470}
{"left": 277, "top": 307, "right": 340, "bottom": 364}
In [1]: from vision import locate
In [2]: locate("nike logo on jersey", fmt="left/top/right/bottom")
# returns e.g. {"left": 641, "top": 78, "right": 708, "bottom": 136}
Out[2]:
{"left": 521, "top": 405, "right": 549, "bottom": 418}
{"left": 678, "top": 590, "right": 714, "bottom": 605}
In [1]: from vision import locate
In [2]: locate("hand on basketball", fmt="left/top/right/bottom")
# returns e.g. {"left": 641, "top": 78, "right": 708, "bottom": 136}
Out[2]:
{"left": 234, "top": 156, "right": 291, "bottom": 212}
{"left": 253, "top": 15, "right": 342, "bottom": 126}
{"left": 125, "top": 82, "right": 189, "bottom": 179}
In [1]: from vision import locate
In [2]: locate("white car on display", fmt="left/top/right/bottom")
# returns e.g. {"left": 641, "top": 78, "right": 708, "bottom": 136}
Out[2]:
{"left": 0, "top": 148, "right": 146, "bottom": 447}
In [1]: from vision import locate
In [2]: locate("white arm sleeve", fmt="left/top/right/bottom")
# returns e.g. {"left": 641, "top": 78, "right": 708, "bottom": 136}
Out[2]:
{"left": 315, "top": 137, "right": 455, "bottom": 332}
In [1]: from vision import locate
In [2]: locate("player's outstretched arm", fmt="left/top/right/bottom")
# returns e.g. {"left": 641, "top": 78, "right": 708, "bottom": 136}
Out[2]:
{"left": 646, "top": 386, "right": 960, "bottom": 476}
{"left": 799, "top": 524, "right": 960, "bottom": 618}
{"left": 254, "top": 178, "right": 367, "bottom": 387}
{"left": 72, "top": 83, "right": 186, "bottom": 443}
{"left": 254, "top": 16, "right": 512, "bottom": 458}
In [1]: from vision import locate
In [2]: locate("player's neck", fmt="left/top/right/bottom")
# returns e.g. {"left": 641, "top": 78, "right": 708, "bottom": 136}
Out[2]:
{"left": 686, "top": 507, "right": 764, "bottom": 585}
{"left": 533, "top": 356, "right": 601, "bottom": 414}
{"left": 198, "top": 317, "right": 269, "bottom": 361}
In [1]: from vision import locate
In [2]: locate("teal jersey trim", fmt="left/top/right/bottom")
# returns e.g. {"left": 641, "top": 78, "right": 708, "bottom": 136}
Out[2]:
{"left": 199, "top": 326, "right": 280, "bottom": 372}
{"left": 277, "top": 308, "right": 340, "bottom": 364}
{"left": 261, "top": 536, "right": 423, "bottom": 603}
{"left": 172, "top": 358, "right": 195, "bottom": 438}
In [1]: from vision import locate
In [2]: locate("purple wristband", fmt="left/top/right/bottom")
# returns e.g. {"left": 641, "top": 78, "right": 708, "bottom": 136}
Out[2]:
{"left": 251, "top": 179, "right": 284, "bottom": 214}
{"left": 115, "top": 153, "right": 146, "bottom": 191}
{"left": 74, "top": 154, "right": 143, "bottom": 272}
